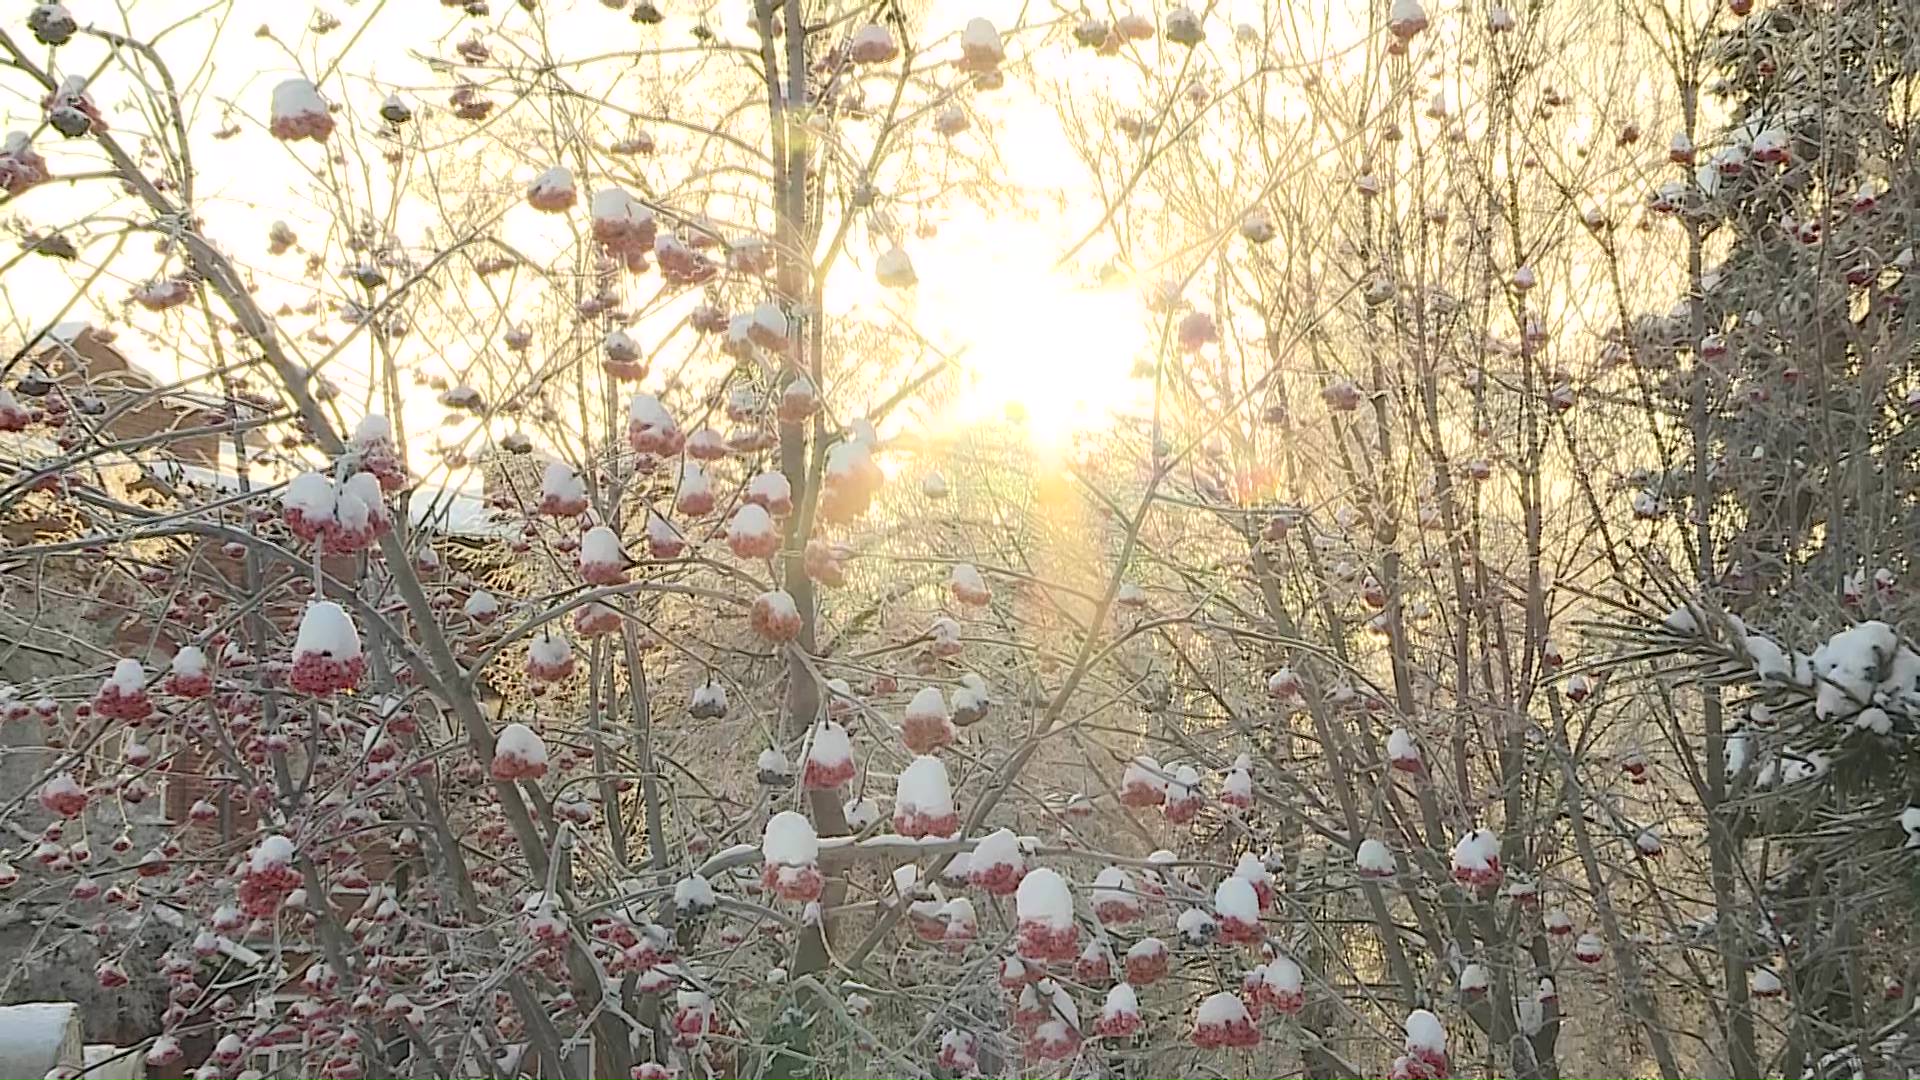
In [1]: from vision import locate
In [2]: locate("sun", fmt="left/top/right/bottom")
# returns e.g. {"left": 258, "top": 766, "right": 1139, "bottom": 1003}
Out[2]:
{"left": 912, "top": 240, "right": 1151, "bottom": 450}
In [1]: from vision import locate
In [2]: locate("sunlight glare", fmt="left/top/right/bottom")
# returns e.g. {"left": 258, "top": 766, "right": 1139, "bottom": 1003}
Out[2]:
{"left": 917, "top": 253, "right": 1148, "bottom": 450}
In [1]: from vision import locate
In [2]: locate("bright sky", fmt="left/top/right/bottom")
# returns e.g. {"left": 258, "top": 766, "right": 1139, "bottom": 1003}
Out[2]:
{"left": 3, "top": 0, "right": 1195, "bottom": 473}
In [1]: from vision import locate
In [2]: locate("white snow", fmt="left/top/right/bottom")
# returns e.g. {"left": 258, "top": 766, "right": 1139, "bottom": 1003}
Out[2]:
{"left": 1223, "top": 764, "right": 1253, "bottom": 803}
{"left": 1752, "top": 967, "right": 1782, "bottom": 995}
{"left": 581, "top": 525, "right": 626, "bottom": 566}
{"left": 1726, "top": 730, "right": 1752, "bottom": 775}
{"left": 627, "top": 393, "right": 677, "bottom": 431}
{"left": 746, "top": 472, "right": 791, "bottom": 506}
{"left": 270, "top": 78, "right": 328, "bottom": 122}
{"left": 669, "top": 874, "right": 714, "bottom": 911}
{"left": 1016, "top": 867, "right": 1073, "bottom": 928}
{"left": 807, "top": 721, "right": 852, "bottom": 767}
{"left": 906, "top": 686, "right": 948, "bottom": 722}
{"left": 1196, "top": 991, "right": 1249, "bottom": 1025}
{"left": 1092, "top": 865, "right": 1135, "bottom": 903}
{"left": 751, "top": 302, "right": 787, "bottom": 339}
{"left": 825, "top": 438, "right": 874, "bottom": 483}
{"left": 953, "top": 673, "right": 990, "bottom": 714}
{"left": 1459, "top": 962, "right": 1489, "bottom": 993}
{"left": 763, "top": 811, "right": 818, "bottom": 865}
{"left": 1264, "top": 955, "right": 1302, "bottom": 991}
{"left": 1662, "top": 604, "right": 1700, "bottom": 634}
{"left": 728, "top": 504, "right": 776, "bottom": 544}
{"left": 350, "top": 414, "right": 391, "bottom": 447}
{"left": 1177, "top": 907, "right": 1216, "bottom": 938}
{"left": 1122, "top": 755, "right": 1165, "bottom": 794}
{"left": 495, "top": 723, "right": 548, "bottom": 768}
{"left": 284, "top": 470, "right": 335, "bottom": 516}
{"left": 896, "top": 756, "right": 954, "bottom": 815}
{"left": 528, "top": 166, "right": 575, "bottom": 200}
{"left": 543, "top": 462, "right": 586, "bottom": 505}
{"left": 1042, "top": 979, "right": 1079, "bottom": 1028}
{"left": 1234, "top": 852, "right": 1271, "bottom": 887}
{"left": 876, "top": 244, "right": 916, "bottom": 286}
{"left": 691, "top": 682, "right": 727, "bottom": 713}
{"left": 106, "top": 658, "right": 146, "bottom": 693}
{"left": 605, "top": 328, "right": 638, "bottom": 360}
{"left": 844, "top": 796, "right": 879, "bottom": 830}
{"left": 941, "top": 897, "right": 975, "bottom": 929}
{"left": 1744, "top": 634, "right": 1793, "bottom": 682}
{"left": 1126, "top": 937, "right": 1165, "bottom": 961}
{"left": 1387, "top": 727, "right": 1420, "bottom": 764}
{"left": 646, "top": 512, "right": 683, "bottom": 551}
{"left": 1103, "top": 982, "right": 1139, "bottom": 1017}
{"left": 1405, "top": 1009, "right": 1446, "bottom": 1053}
{"left": 960, "top": 17, "right": 1004, "bottom": 62}
{"left": 591, "top": 187, "right": 650, "bottom": 225}
{"left": 1388, "top": 0, "right": 1427, "bottom": 33}
{"left": 295, "top": 602, "right": 361, "bottom": 659}
{"left": 171, "top": 646, "right": 207, "bottom": 677}
{"left": 248, "top": 835, "right": 294, "bottom": 872}
{"left": 972, "top": 828, "right": 1023, "bottom": 872}
{"left": 1167, "top": 763, "right": 1200, "bottom": 798}
{"left": 951, "top": 563, "right": 987, "bottom": 596}
{"left": 678, "top": 462, "right": 712, "bottom": 499}
{"left": 1356, "top": 838, "right": 1394, "bottom": 874}
{"left": 1812, "top": 621, "right": 1901, "bottom": 719}
{"left": 758, "top": 747, "right": 791, "bottom": 776}
{"left": 339, "top": 472, "right": 388, "bottom": 526}
{"left": 895, "top": 861, "right": 923, "bottom": 894}
{"left": 851, "top": 23, "right": 896, "bottom": 58}
{"left": 1451, "top": 829, "right": 1499, "bottom": 871}
{"left": 755, "top": 589, "right": 799, "bottom": 622}
{"left": 528, "top": 632, "right": 573, "bottom": 667}
{"left": 1214, "top": 877, "right": 1258, "bottom": 920}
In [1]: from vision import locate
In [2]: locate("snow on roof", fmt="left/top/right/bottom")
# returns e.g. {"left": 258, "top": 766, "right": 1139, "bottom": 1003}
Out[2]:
{"left": 0, "top": 1002, "right": 81, "bottom": 1079}
{"left": 146, "top": 457, "right": 515, "bottom": 541}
